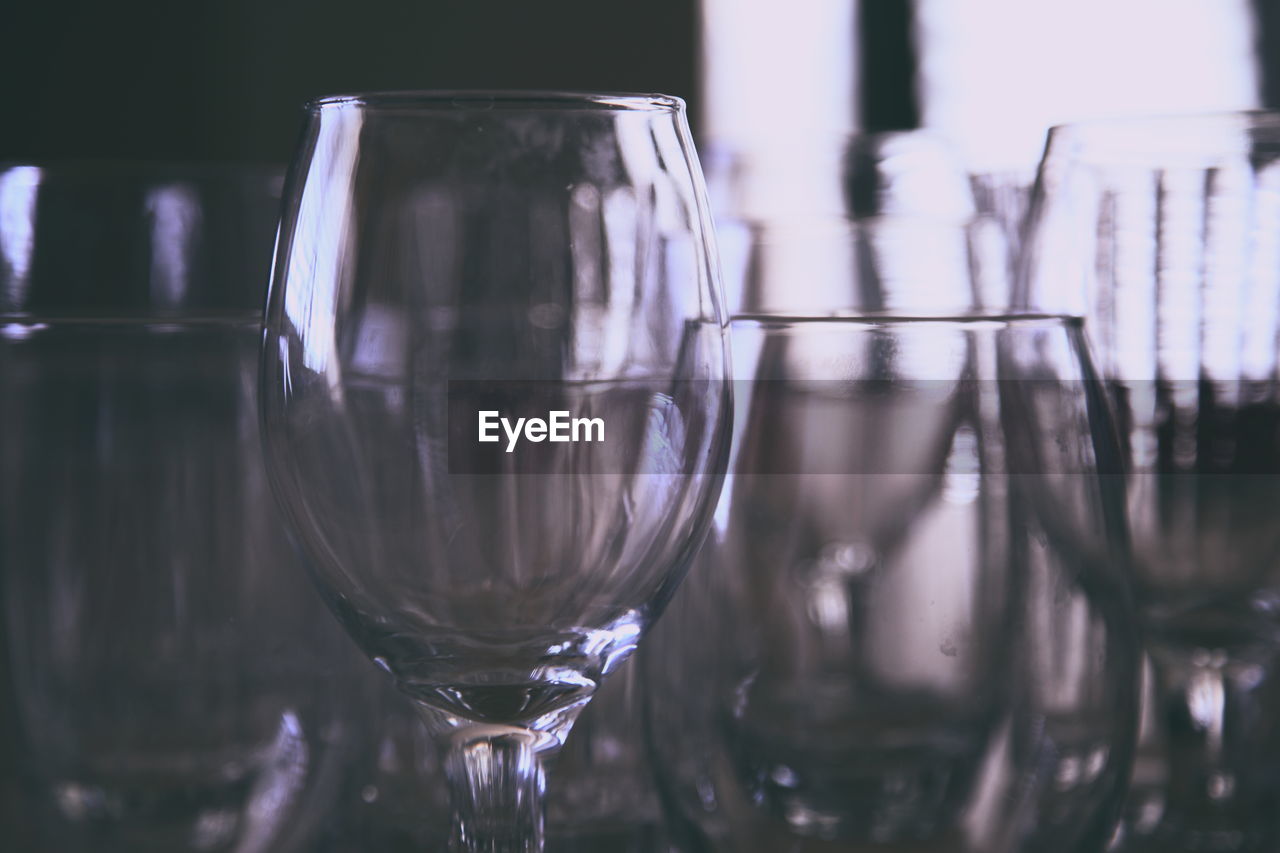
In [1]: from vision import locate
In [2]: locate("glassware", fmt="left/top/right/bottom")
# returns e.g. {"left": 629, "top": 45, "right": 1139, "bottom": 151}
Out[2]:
{"left": 644, "top": 315, "right": 1139, "bottom": 852}
{"left": 323, "top": 657, "right": 672, "bottom": 852}
{"left": 259, "top": 91, "right": 732, "bottom": 852}
{"left": 541, "top": 657, "right": 672, "bottom": 851}
{"left": 1020, "top": 112, "right": 1280, "bottom": 852}
{"left": 712, "top": 130, "right": 1012, "bottom": 318}
{"left": 0, "top": 164, "right": 359, "bottom": 851}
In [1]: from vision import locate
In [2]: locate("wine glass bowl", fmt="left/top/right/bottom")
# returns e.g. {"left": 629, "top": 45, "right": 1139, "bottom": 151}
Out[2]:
{"left": 259, "top": 91, "right": 731, "bottom": 849}
{"left": 1024, "top": 113, "right": 1280, "bottom": 622}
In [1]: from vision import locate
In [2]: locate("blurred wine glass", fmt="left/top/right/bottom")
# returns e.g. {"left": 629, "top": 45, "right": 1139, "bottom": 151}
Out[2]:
{"left": 644, "top": 315, "right": 1139, "bottom": 853}
{"left": 0, "top": 164, "right": 359, "bottom": 851}
{"left": 1021, "top": 112, "right": 1280, "bottom": 852}
{"left": 259, "top": 91, "right": 732, "bottom": 851}
{"left": 712, "top": 131, "right": 1011, "bottom": 318}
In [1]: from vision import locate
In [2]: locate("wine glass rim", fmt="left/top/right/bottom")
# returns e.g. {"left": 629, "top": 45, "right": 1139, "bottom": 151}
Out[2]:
{"left": 1044, "top": 110, "right": 1280, "bottom": 164}
{"left": 0, "top": 160, "right": 284, "bottom": 180}
{"left": 1047, "top": 109, "right": 1280, "bottom": 137}
{"left": 306, "top": 90, "right": 684, "bottom": 113}
{"left": 729, "top": 312, "right": 1082, "bottom": 331}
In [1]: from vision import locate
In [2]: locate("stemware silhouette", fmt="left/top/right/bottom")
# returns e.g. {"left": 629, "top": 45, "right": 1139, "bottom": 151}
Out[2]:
{"left": 259, "top": 92, "right": 732, "bottom": 851}
{"left": 1021, "top": 112, "right": 1280, "bottom": 851}
{"left": 644, "top": 315, "right": 1139, "bottom": 853}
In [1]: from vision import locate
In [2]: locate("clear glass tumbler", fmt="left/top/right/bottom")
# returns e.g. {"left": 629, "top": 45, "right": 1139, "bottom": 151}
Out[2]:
{"left": 644, "top": 315, "right": 1139, "bottom": 853}
{"left": 0, "top": 164, "right": 359, "bottom": 852}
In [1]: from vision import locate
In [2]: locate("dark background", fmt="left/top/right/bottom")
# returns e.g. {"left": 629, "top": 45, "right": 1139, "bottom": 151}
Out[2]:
{"left": 0, "top": 0, "right": 703, "bottom": 163}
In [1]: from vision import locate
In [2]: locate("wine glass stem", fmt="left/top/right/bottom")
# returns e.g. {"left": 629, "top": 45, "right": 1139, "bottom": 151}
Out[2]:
{"left": 1145, "top": 638, "right": 1280, "bottom": 837}
{"left": 444, "top": 727, "right": 547, "bottom": 853}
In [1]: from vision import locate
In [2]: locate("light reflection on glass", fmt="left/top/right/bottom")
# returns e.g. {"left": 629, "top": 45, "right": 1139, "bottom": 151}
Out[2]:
{"left": 144, "top": 183, "right": 201, "bottom": 308}
{"left": 283, "top": 108, "right": 363, "bottom": 375}
{"left": 1242, "top": 160, "right": 1280, "bottom": 383}
{"left": 600, "top": 186, "right": 639, "bottom": 373}
{"left": 0, "top": 165, "right": 42, "bottom": 306}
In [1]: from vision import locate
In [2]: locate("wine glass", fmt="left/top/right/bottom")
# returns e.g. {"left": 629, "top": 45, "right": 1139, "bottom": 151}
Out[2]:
{"left": 711, "top": 130, "right": 1009, "bottom": 318}
{"left": 259, "top": 91, "right": 732, "bottom": 851}
{"left": 1021, "top": 112, "right": 1280, "bottom": 851}
{"left": 0, "top": 164, "right": 359, "bottom": 851}
{"left": 643, "top": 315, "right": 1140, "bottom": 852}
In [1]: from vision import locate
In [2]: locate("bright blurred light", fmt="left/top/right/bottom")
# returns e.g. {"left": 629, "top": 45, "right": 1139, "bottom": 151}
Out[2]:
{"left": 0, "top": 165, "right": 42, "bottom": 305}
{"left": 700, "top": 0, "right": 856, "bottom": 223}
{"left": 917, "top": 0, "right": 1259, "bottom": 173}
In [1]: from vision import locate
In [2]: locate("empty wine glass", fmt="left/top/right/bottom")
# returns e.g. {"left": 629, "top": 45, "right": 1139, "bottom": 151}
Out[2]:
{"left": 321, "top": 650, "right": 674, "bottom": 851}
{"left": 644, "top": 315, "right": 1139, "bottom": 852}
{"left": 259, "top": 91, "right": 732, "bottom": 851}
{"left": 1020, "top": 112, "right": 1280, "bottom": 852}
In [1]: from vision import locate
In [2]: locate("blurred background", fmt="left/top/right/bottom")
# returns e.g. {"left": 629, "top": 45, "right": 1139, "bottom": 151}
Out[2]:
{"left": 2, "top": 0, "right": 1280, "bottom": 162}
{"left": 7, "top": 0, "right": 1280, "bottom": 849}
